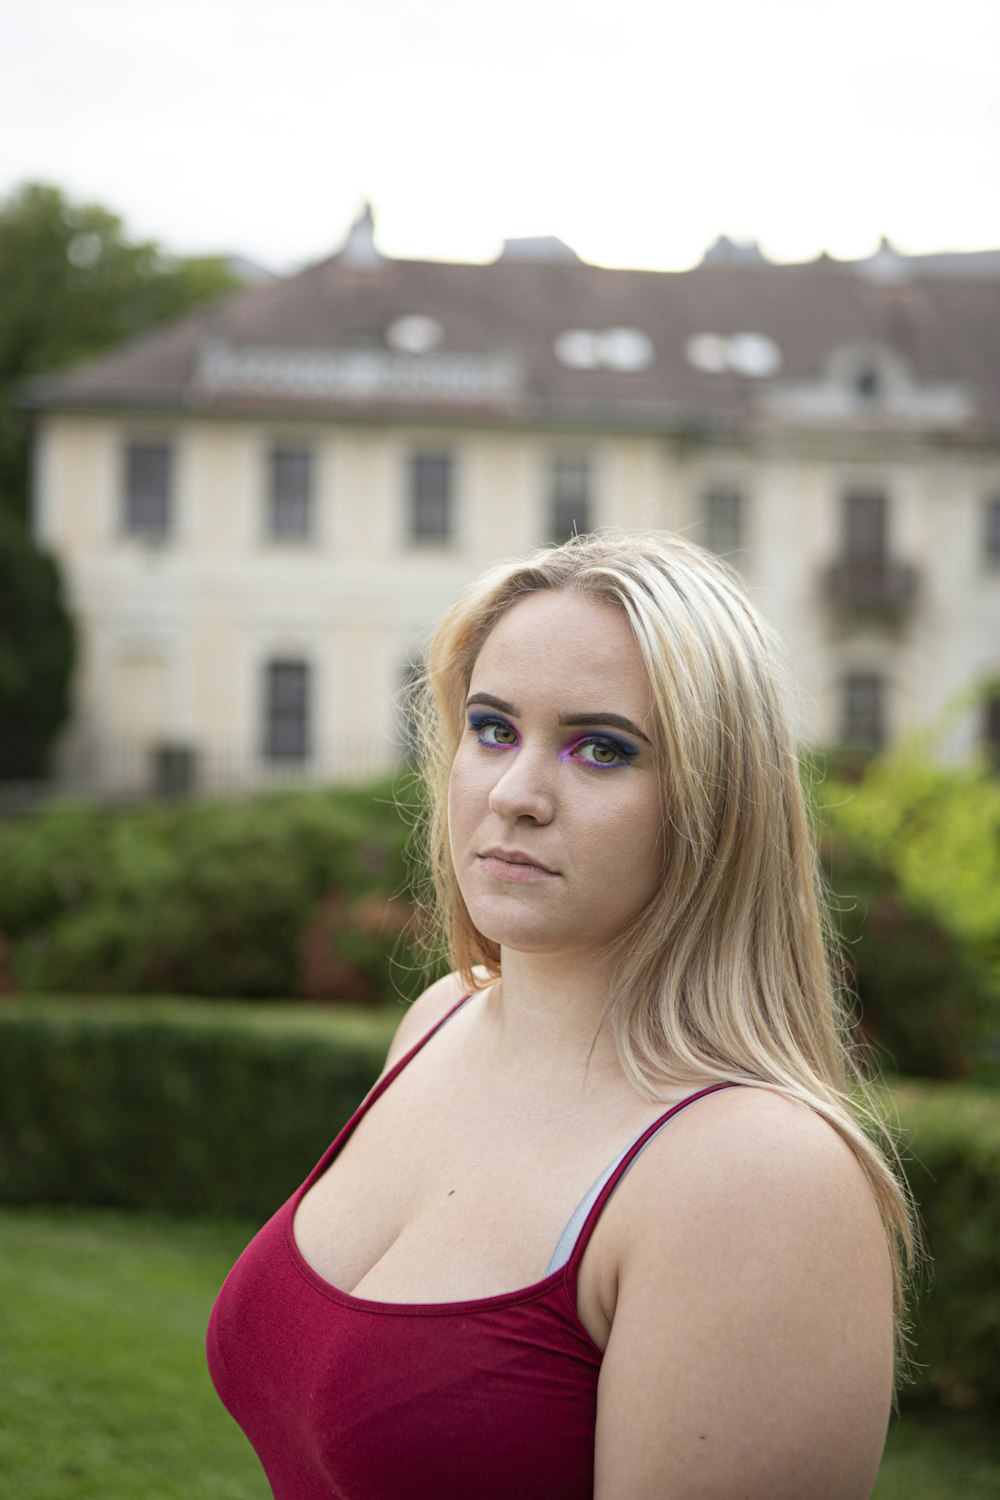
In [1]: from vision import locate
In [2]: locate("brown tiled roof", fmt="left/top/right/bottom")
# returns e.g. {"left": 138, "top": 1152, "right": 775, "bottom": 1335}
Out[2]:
{"left": 20, "top": 249, "right": 1000, "bottom": 437}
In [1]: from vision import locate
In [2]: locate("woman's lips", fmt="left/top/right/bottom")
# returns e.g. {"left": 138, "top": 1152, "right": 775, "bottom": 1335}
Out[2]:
{"left": 477, "top": 849, "right": 558, "bottom": 882}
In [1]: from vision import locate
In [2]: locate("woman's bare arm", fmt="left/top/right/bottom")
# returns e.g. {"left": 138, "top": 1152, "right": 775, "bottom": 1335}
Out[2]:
{"left": 594, "top": 1087, "right": 894, "bottom": 1500}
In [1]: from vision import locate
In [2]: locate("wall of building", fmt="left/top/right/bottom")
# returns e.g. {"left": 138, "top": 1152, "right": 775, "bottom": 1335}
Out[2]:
{"left": 34, "top": 413, "right": 1000, "bottom": 795}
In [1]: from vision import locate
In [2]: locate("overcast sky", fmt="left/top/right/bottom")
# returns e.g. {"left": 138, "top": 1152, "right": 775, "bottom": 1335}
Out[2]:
{"left": 3, "top": 0, "right": 998, "bottom": 274}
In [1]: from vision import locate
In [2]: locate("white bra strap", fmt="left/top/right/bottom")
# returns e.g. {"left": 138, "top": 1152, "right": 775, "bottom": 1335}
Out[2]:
{"left": 545, "top": 1136, "right": 638, "bottom": 1275}
{"left": 545, "top": 1084, "right": 736, "bottom": 1275}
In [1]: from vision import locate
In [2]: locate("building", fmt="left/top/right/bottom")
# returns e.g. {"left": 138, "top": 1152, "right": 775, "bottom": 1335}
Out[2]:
{"left": 23, "top": 212, "right": 1000, "bottom": 795}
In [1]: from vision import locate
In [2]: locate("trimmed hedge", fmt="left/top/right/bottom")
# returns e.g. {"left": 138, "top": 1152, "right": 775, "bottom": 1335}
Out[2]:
{"left": 0, "top": 998, "right": 399, "bottom": 1219}
{"left": 0, "top": 1000, "right": 997, "bottom": 1411}
{"left": 895, "top": 1081, "right": 1000, "bottom": 1412}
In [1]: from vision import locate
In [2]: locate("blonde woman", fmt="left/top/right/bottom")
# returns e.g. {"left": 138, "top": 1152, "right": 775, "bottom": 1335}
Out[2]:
{"left": 208, "top": 532, "right": 914, "bottom": 1500}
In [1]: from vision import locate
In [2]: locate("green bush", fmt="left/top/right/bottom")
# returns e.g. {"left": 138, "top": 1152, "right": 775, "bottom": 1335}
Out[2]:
{"left": 0, "top": 780, "right": 428, "bottom": 1002}
{"left": 821, "top": 754, "right": 1000, "bottom": 969}
{"left": 0, "top": 999, "right": 399, "bottom": 1219}
{"left": 821, "top": 832, "right": 994, "bottom": 1078}
{"left": 813, "top": 752, "right": 1000, "bottom": 1079}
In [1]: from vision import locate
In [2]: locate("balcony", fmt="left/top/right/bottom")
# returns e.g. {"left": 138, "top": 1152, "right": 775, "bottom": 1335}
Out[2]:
{"left": 822, "top": 556, "right": 919, "bottom": 621}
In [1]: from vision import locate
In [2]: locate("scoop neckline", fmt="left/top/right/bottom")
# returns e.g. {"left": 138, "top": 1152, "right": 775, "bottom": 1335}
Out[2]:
{"left": 279, "top": 989, "right": 578, "bottom": 1318}
{"left": 279, "top": 989, "right": 732, "bottom": 1327}
{"left": 283, "top": 1199, "right": 576, "bottom": 1317}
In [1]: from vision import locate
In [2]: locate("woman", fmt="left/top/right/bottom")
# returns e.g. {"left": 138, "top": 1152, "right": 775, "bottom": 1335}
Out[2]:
{"left": 208, "top": 532, "right": 915, "bottom": 1499}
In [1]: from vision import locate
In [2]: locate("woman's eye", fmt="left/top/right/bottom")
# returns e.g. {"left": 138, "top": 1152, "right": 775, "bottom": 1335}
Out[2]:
{"left": 469, "top": 715, "right": 519, "bottom": 749}
{"left": 567, "top": 736, "right": 634, "bottom": 769}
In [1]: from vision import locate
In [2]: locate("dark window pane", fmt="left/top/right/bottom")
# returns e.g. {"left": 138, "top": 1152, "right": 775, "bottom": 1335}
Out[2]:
{"left": 264, "top": 660, "right": 310, "bottom": 761}
{"left": 984, "top": 496, "right": 1000, "bottom": 567}
{"left": 397, "top": 657, "right": 423, "bottom": 760}
{"left": 548, "top": 456, "right": 591, "bottom": 543}
{"left": 843, "top": 491, "right": 886, "bottom": 560}
{"left": 270, "top": 448, "right": 313, "bottom": 539}
{"left": 984, "top": 689, "right": 1000, "bottom": 774}
{"left": 124, "top": 442, "right": 171, "bottom": 537}
{"left": 410, "top": 452, "right": 452, "bottom": 542}
{"left": 703, "top": 486, "right": 742, "bottom": 555}
{"left": 855, "top": 369, "right": 880, "bottom": 401}
{"left": 841, "top": 672, "right": 884, "bottom": 751}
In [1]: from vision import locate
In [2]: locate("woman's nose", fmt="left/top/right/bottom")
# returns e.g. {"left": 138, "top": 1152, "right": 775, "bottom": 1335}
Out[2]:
{"left": 487, "top": 748, "right": 555, "bottom": 824}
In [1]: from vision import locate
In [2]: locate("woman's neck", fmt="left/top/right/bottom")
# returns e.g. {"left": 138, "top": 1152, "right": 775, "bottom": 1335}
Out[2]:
{"left": 476, "top": 946, "right": 624, "bottom": 1083}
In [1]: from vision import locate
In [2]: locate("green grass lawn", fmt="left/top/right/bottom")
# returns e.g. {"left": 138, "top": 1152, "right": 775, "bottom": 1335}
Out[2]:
{"left": 0, "top": 1206, "right": 996, "bottom": 1499}
{"left": 0, "top": 1207, "right": 269, "bottom": 1500}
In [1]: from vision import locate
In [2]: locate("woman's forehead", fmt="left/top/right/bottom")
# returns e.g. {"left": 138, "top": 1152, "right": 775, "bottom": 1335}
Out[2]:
{"left": 469, "top": 591, "right": 651, "bottom": 714}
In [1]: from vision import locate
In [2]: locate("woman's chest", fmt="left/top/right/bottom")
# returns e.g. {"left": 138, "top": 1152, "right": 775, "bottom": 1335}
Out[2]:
{"left": 290, "top": 1071, "right": 649, "bottom": 1334}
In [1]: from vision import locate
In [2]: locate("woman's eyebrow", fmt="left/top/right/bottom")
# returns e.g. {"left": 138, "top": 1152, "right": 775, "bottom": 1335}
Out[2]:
{"left": 466, "top": 693, "right": 651, "bottom": 746}
{"left": 559, "top": 712, "right": 651, "bottom": 744}
{"left": 466, "top": 692, "right": 518, "bottom": 714}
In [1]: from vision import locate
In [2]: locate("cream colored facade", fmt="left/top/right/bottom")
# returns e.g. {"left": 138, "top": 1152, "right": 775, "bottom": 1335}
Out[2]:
{"left": 34, "top": 408, "right": 1000, "bottom": 795}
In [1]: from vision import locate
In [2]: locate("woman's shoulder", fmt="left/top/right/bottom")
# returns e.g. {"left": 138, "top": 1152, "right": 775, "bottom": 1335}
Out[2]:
{"left": 603, "top": 1082, "right": 894, "bottom": 1378}
{"left": 595, "top": 1085, "right": 895, "bottom": 1496}
{"left": 628, "top": 1081, "right": 885, "bottom": 1251}
{"left": 380, "top": 970, "right": 484, "bottom": 1072}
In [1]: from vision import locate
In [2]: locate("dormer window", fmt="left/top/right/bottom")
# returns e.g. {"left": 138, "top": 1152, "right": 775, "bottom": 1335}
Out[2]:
{"left": 826, "top": 343, "right": 905, "bottom": 407}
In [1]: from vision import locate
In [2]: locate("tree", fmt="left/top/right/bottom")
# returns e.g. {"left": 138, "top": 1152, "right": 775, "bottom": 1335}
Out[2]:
{"left": 0, "top": 181, "right": 242, "bottom": 521}
{"left": 0, "top": 182, "right": 244, "bottom": 779}
{"left": 0, "top": 512, "right": 75, "bottom": 778}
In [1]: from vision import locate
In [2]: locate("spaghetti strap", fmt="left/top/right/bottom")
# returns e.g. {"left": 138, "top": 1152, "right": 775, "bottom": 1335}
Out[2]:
{"left": 557, "top": 1081, "right": 741, "bottom": 1278}
{"left": 332, "top": 990, "right": 477, "bottom": 1138}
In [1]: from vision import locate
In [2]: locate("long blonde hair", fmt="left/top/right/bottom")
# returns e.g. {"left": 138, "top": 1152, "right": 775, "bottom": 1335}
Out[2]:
{"left": 411, "top": 530, "right": 916, "bottom": 1365}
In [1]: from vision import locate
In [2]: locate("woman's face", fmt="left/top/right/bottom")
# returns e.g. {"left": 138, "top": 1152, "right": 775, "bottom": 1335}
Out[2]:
{"left": 448, "top": 589, "right": 664, "bottom": 960}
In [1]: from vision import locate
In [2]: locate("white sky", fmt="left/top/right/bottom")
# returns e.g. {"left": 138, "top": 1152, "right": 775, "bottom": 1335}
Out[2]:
{"left": 2, "top": 0, "right": 998, "bottom": 274}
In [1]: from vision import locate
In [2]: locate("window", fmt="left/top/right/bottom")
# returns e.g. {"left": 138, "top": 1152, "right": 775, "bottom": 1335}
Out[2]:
{"left": 124, "top": 441, "right": 172, "bottom": 538}
{"left": 854, "top": 368, "right": 881, "bottom": 402}
{"left": 841, "top": 672, "right": 885, "bottom": 751}
{"left": 548, "top": 455, "right": 592, "bottom": 543}
{"left": 397, "top": 656, "right": 424, "bottom": 760}
{"left": 843, "top": 490, "right": 887, "bottom": 560}
{"left": 703, "top": 485, "right": 743, "bottom": 556}
{"left": 984, "top": 687, "right": 1000, "bottom": 773}
{"left": 984, "top": 496, "right": 1000, "bottom": 568}
{"left": 268, "top": 447, "right": 313, "bottom": 540}
{"left": 409, "top": 452, "right": 452, "bottom": 543}
{"left": 264, "top": 660, "right": 311, "bottom": 761}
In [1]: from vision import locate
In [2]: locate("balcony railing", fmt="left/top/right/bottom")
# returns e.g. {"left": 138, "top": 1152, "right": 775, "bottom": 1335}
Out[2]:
{"left": 822, "top": 557, "right": 919, "bottom": 620}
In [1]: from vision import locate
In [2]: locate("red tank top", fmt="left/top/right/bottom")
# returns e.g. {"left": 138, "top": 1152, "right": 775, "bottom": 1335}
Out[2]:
{"left": 206, "top": 996, "right": 737, "bottom": 1499}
